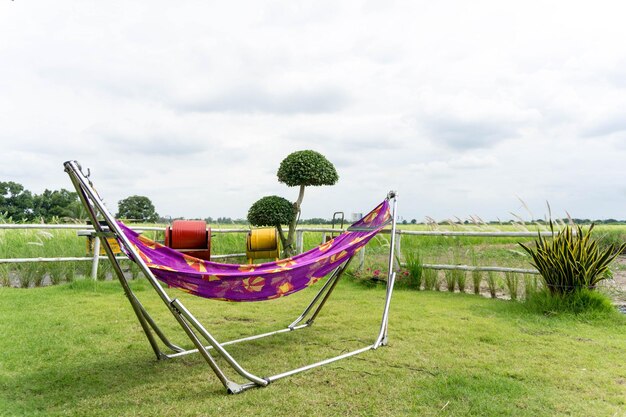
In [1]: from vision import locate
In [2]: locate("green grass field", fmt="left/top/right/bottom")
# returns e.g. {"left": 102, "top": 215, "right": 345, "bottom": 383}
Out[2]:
{"left": 1, "top": 278, "right": 625, "bottom": 416}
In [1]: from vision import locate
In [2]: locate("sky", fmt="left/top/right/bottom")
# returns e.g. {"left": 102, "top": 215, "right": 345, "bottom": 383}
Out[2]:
{"left": 1, "top": 1, "right": 626, "bottom": 223}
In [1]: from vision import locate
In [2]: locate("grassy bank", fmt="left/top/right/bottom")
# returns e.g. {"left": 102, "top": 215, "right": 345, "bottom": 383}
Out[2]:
{"left": 1, "top": 279, "right": 624, "bottom": 416}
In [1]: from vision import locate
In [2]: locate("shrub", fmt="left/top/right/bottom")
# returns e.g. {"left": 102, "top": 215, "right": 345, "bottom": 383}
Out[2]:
{"left": 519, "top": 222, "right": 626, "bottom": 295}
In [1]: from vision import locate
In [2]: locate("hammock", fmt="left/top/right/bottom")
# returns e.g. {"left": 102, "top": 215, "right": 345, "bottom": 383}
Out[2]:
{"left": 64, "top": 160, "right": 399, "bottom": 394}
{"left": 120, "top": 200, "right": 390, "bottom": 301}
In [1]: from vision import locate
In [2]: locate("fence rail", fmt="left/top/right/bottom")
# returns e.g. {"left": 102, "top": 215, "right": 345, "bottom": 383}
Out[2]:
{"left": 0, "top": 223, "right": 546, "bottom": 280}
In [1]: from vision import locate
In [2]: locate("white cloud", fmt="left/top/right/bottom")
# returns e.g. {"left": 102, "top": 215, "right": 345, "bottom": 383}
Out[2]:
{"left": 1, "top": 0, "right": 626, "bottom": 222}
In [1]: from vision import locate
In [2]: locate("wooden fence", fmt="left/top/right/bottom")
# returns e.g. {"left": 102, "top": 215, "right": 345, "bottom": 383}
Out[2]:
{"left": 0, "top": 224, "right": 552, "bottom": 279}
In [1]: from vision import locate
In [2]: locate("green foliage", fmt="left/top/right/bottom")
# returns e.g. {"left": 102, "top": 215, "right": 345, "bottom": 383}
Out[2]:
{"left": 277, "top": 150, "right": 339, "bottom": 187}
{"left": 422, "top": 268, "right": 439, "bottom": 290}
{"left": 0, "top": 181, "right": 34, "bottom": 221}
{"left": 525, "top": 288, "right": 618, "bottom": 316}
{"left": 519, "top": 223, "right": 626, "bottom": 295}
{"left": 524, "top": 274, "right": 539, "bottom": 300}
{"left": 471, "top": 269, "right": 482, "bottom": 295}
{"left": 32, "top": 188, "right": 80, "bottom": 221}
{"left": 486, "top": 271, "right": 498, "bottom": 298}
{"left": 401, "top": 250, "right": 423, "bottom": 290}
{"left": 444, "top": 269, "right": 456, "bottom": 292}
{"left": 116, "top": 195, "right": 159, "bottom": 222}
{"left": 0, "top": 182, "right": 84, "bottom": 222}
{"left": 456, "top": 269, "right": 466, "bottom": 293}
{"left": 504, "top": 272, "right": 519, "bottom": 300}
{"left": 247, "top": 195, "right": 294, "bottom": 227}
{"left": 470, "top": 249, "right": 482, "bottom": 295}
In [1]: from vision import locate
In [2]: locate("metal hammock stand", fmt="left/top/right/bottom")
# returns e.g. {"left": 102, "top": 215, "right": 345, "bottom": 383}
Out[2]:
{"left": 64, "top": 160, "right": 399, "bottom": 394}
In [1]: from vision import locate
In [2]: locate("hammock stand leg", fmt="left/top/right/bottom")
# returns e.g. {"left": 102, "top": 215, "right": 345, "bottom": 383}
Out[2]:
{"left": 167, "top": 262, "right": 350, "bottom": 361}
{"left": 65, "top": 161, "right": 263, "bottom": 392}
{"left": 64, "top": 160, "right": 400, "bottom": 395}
{"left": 67, "top": 168, "right": 168, "bottom": 360}
{"left": 287, "top": 259, "right": 351, "bottom": 329}
{"left": 375, "top": 191, "right": 399, "bottom": 348}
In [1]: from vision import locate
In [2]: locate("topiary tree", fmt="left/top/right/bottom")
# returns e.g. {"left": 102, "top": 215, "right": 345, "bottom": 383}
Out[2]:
{"left": 247, "top": 195, "right": 295, "bottom": 250}
{"left": 246, "top": 150, "right": 339, "bottom": 257}
{"left": 277, "top": 150, "right": 338, "bottom": 256}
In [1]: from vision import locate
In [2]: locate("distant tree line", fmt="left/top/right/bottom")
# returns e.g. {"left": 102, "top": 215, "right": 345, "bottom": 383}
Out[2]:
{"left": 198, "top": 217, "right": 341, "bottom": 226}
{"left": 0, "top": 181, "right": 161, "bottom": 223}
{"left": 4, "top": 180, "right": 624, "bottom": 225}
{"left": 0, "top": 181, "right": 85, "bottom": 222}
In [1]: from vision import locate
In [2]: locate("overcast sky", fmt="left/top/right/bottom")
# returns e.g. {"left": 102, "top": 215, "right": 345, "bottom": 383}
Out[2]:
{"left": 2, "top": 1, "right": 625, "bottom": 222}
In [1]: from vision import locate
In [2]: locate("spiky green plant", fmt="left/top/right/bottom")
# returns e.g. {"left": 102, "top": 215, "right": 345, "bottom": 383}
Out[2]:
{"left": 519, "top": 222, "right": 626, "bottom": 295}
{"left": 471, "top": 269, "right": 482, "bottom": 295}
{"left": 504, "top": 271, "right": 519, "bottom": 301}
{"left": 455, "top": 269, "right": 466, "bottom": 293}
{"left": 486, "top": 271, "right": 498, "bottom": 298}
{"left": 403, "top": 250, "right": 423, "bottom": 290}
{"left": 469, "top": 249, "right": 482, "bottom": 295}
{"left": 524, "top": 273, "right": 539, "bottom": 300}
{"left": 423, "top": 268, "right": 438, "bottom": 291}
{"left": 444, "top": 269, "right": 455, "bottom": 292}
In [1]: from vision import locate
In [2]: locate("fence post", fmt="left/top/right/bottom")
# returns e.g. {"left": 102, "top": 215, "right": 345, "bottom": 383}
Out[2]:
{"left": 394, "top": 231, "right": 402, "bottom": 270}
{"left": 296, "top": 230, "right": 304, "bottom": 254}
{"left": 357, "top": 245, "right": 365, "bottom": 271}
{"left": 91, "top": 236, "right": 100, "bottom": 280}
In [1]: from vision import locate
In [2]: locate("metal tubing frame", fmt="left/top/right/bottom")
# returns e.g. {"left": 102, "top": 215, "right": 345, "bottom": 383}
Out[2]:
{"left": 63, "top": 160, "right": 399, "bottom": 394}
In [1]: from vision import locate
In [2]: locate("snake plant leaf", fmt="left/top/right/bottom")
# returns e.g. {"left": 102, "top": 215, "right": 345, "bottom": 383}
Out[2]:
{"left": 518, "top": 223, "right": 624, "bottom": 295}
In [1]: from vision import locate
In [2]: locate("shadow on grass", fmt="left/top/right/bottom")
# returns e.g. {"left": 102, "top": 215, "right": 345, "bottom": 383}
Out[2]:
{"left": 3, "top": 349, "right": 226, "bottom": 415}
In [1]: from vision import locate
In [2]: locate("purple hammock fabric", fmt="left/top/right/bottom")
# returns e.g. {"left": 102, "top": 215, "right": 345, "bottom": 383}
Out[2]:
{"left": 119, "top": 199, "right": 391, "bottom": 302}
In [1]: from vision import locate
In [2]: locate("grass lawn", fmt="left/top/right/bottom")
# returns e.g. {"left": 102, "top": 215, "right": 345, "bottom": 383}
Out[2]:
{"left": 1, "top": 279, "right": 625, "bottom": 416}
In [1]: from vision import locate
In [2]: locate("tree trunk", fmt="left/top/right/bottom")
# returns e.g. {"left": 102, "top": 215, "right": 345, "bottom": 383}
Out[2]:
{"left": 276, "top": 224, "right": 288, "bottom": 252}
{"left": 284, "top": 185, "right": 306, "bottom": 257}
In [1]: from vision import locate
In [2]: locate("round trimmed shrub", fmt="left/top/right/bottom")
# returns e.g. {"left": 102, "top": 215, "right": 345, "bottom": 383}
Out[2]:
{"left": 247, "top": 196, "right": 295, "bottom": 227}
{"left": 277, "top": 150, "right": 339, "bottom": 187}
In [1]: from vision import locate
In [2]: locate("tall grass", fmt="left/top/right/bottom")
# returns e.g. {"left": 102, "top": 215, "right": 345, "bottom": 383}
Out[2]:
{"left": 0, "top": 228, "right": 86, "bottom": 287}
{"left": 471, "top": 269, "right": 482, "bottom": 295}
{"left": 470, "top": 249, "right": 482, "bottom": 295}
{"left": 402, "top": 249, "right": 423, "bottom": 290}
{"left": 524, "top": 273, "right": 539, "bottom": 300}
{"left": 504, "top": 272, "right": 520, "bottom": 301}
{"left": 525, "top": 288, "right": 617, "bottom": 316}
{"left": 422, "top": 268, "right": 438, "bottom": 291}
{"left": 455, "top": 269, "right": 467, "bottom": 293}
{"left": 486, "top": 271, "right": 498, "bottom": 298}
{"left": 444, "top": 270, "right": 456, "bottom": 292}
